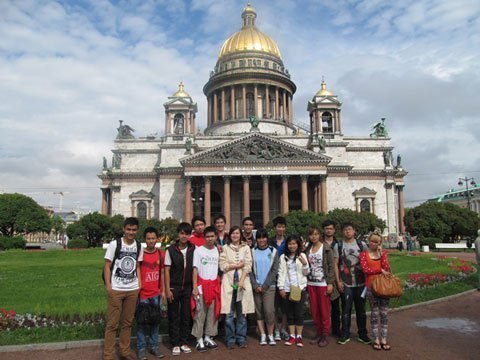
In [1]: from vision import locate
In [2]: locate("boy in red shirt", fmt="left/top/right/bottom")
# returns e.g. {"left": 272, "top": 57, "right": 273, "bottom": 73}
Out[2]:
{"left": 137, "top": 227, "right": 165, "bottom": 359}
{"left": 189, "top": 216, "right": 206, "bottom": 247}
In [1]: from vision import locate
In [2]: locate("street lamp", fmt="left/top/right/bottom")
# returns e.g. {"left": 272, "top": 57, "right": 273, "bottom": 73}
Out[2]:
{"left": 457, "top": 177, "right": 476, "bottom": 210}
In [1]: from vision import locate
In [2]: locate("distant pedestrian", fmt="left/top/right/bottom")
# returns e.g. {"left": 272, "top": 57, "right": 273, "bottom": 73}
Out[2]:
{"left": 103, "top": 217, "right": 143, "bottom": 360}
{"left": 360, "top": 230, "right": 392, "bottom": 351}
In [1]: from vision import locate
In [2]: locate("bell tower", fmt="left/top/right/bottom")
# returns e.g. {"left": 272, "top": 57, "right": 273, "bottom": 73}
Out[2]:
{"left": 307, "top": 79, "right": 342, "bottom": 135}
{"left": 164, "top": 82, "right": 197, "bottom": 136}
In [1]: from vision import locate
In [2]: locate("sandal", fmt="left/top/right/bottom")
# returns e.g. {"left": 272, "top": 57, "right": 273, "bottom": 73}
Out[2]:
{"left": 381, "top": 343, "right": 391, "bottom": 351}
{"left": 372, "top": 342, "right": 382, "bottom": 351}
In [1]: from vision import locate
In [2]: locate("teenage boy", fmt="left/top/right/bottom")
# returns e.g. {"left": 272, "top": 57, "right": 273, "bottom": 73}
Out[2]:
{"left": 137, "top": 227, "right": 165, "bottom": 359}
{"left": 322, "top": 219, "right": 342, "bottom": 338}
{"left": 268, "top": 216, "right": 287, "bottom": 255}
{"left": 337, "top": 222, "right": 371, "bottom": 346}
{"left": 268, "top": 216, "right": 288, "bottom": 341}
{"left": 249, "top": 229, "right": 279, "bottom": 345}
{"left": 242, "top": 216, "right": 256, "bottom": 248}
{"left": 103, "top": 217, "right": 143, "bottom": 360}
{"left": 192, "top": 226, "right": 221, "bottom": 352}
{"left": 213, "top": 214, "right": 228, "bottom": 246}
{"left": 190, "top": 216, "right": 206, "bottom": 247}
{"left": 165, "top": 222, "right": 195, "bottom": 355}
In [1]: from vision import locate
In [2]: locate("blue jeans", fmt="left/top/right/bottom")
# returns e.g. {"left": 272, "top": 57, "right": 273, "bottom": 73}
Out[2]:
{"left": 137, "top": 296, "right": 160, "bottom": 351}
{"left": 225, "top": 290, "right": 247, "bottom": 346}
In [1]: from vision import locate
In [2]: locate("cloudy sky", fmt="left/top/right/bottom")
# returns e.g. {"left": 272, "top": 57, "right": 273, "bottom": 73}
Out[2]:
{"left": 1, "top": 0, "right": 479, "bottom": 213}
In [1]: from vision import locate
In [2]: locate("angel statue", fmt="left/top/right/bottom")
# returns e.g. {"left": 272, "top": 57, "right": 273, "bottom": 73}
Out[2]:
{"left": 370, "top": 118, "right": 388, "bottom": 138}
{"left": 116, "top": 120, "right": 135, "bottom": 139}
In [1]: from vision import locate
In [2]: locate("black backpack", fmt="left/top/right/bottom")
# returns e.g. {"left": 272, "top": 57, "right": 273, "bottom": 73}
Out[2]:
{"left": 102, "top": 239, "right": 141, "bottom": 284}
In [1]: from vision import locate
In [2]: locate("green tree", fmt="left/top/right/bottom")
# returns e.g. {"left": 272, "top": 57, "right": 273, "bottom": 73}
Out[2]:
{"left": 405, "top": 202, "right": 480, "bottom": 242}
{"left": 51, "top": 215, "right": 66, "bottom": 238}
{"left": 0, "top": 193, "right": 51, "bottom": 236}
{"left": 66, "top": 212, "right": 111, "bottom": 247}
{"left": 266, "top": 210, "right": 326, "bottom": 238}
{"left": 105, "top": 214, "right": 125, "bottom": 241}
{"left": 327, "top": 208, "right": 386, "bottom": 237}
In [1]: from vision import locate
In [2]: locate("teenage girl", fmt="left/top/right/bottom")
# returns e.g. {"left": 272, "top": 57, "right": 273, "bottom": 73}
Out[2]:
{"left": 359, "top": 230, "right": 392, "bottom": 351}
{"left": 277, "top": 235, "right": 310, "bottom": 347}
{"left": 304, "top": 226, "right": 339, "bottom": 347}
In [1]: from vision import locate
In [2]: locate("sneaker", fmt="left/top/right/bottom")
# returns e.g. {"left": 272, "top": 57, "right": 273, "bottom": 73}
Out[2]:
{"left": 196, "top": 339, "right": 207, "bottom": 353}
{"left": 172, "top": 346, "right": 181, "bottom": 356}
{"left": 180, "top": 344, "right": 192, "bottom": 353}
{"left": 204, "top": 336, "right": 218, "bottom": 349}
{"left": 337, "top": 336, "right": 350, "bottom": 345}
{"left": 149, "top": 348, "right": 165, "bottom": 358}
{"left": 260, "top": 334, "right": 267, "bottom": 346}
{"left": 238, "top": 342, "right": 248, "bottom": 348}
{"left": 274, "top": 330, "right": 281, "bottom": 341}
{"left": 296, "top": 337, "right": 304, "bottom": 347}
{"left": 309, "top": 334, "right": 321, "bottom": 345}
{"left": 281, "top": 330, "right": 290, "bottom": 340}
{"left": 357, "top": 335, "right": 372, "bottom": 345}
{"left": 285, "top": 336, "right": 296, "bottom": 346}
{"left": 138, "top": 349, "right": 147, "bottom": 360}
{"left": 267, "top": 335, "right": 277, "bottom": 346}
{"left": 318, "top": 336, "right": 329, "bottom": 347}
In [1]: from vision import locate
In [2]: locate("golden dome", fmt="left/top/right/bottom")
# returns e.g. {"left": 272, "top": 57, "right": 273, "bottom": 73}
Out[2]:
{"left": 218, "top": 4, "right": 282, "bottom": 60}
{"left": 315, "top": 80, "right": 333, "bottom": 96}
{"left": 172, "top": 82, "right": 190, "bottom": 97}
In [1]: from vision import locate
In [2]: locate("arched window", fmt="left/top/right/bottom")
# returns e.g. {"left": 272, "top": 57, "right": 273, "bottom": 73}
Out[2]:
{"left": 246, "top": 92, "right": 254, "bottom": 117}
{"left": 360, "top": 199, "right": 371, "bottom": 213}
{"left": 174, "top": 114, "right": 184, "bottom": 134}
{"left": 137, "top": 202, "right": 147, "bottom": 220}
{"left": 322, "top": 112, "right": 333, "bottom": 132}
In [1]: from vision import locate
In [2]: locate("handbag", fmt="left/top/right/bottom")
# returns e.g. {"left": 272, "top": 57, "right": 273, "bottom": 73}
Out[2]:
{"left": 289, "top": 285, "right": 302, "bottom": 302}
{"left": 136, "top": 299, "right": 162, "bottom": 325}
{"left": 371, "top": 273, "right": 403, "bottom": 298}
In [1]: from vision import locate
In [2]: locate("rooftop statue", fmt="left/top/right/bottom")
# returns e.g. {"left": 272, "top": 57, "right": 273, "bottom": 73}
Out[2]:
{"left": 185, "top": 137, "right": 192, "bottom": 154}
{"left": 249, "top": 115, "right": 259, "bottom": 131}
{"left": 102, "top": 156, "right": 108, "bottom": 170}
{"left": 370, "top": 118, "right": 389, "bottom": 138}
{"left": 319, "top": 135, "right": 326, "bottom": 153}
{"left": 116, "top": 120, "right": 135, "bottom": 139}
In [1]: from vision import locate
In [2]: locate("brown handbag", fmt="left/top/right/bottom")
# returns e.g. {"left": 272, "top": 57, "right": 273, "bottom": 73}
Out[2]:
{"left": 371, "top": 273, "right": 403, "bottom": 298}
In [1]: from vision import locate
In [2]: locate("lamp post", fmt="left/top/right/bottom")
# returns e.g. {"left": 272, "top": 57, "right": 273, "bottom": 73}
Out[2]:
{"left": 457, "top": 177, "right": 476, "bottom": 210}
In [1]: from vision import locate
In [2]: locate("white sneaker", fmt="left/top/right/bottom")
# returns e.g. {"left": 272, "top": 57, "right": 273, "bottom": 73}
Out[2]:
{"left": 204, "top": 336, "right": 218, "bottom": 349}
{"left": 260, "top": 334, "right": 267, "bottom": 345}
{"left": 172, "top": 346, "right": 181, "bottom": 356}
{"left": 180, "top": 344, "right": 192, "bottom": 353}
{"left": 268, "top": 335, "right": 277, "bottom": 346}
{"left": 274, "top": 330, "right": 281, "bottom": 341}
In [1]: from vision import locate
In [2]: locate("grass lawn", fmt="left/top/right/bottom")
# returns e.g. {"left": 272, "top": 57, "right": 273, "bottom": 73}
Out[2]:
{"left": 0, "top": 248, "right": 477, "bottom": 346}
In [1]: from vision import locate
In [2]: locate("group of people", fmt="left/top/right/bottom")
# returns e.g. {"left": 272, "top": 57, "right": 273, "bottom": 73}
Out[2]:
{"left": 103, "top": 215, "right": 393, "bottom": 360}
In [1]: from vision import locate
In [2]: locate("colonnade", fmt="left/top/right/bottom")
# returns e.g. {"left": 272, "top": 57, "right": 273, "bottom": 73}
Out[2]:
{"left": 206, "top": 84, "right": 293, "bottom": 126}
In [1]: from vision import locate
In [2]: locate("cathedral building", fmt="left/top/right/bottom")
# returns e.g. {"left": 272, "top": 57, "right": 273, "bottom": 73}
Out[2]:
{"left": 99, "top": 4, "right": 407, "bottom": 234}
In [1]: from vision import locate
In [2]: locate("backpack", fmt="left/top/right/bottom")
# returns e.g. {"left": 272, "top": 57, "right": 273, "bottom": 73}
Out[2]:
{"left": 335, "top": 237, "right": 365, "bottom": 261}
{"left": 102, "top": 239, "right": 141, "bottom": 284}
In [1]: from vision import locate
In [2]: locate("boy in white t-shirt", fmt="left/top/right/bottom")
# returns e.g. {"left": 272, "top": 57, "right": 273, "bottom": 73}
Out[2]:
{"left": 192, "top": 226, "right": 221, "bottom": 352}
{"left": 103, "top": 217, "right": 144, "bottom": 360}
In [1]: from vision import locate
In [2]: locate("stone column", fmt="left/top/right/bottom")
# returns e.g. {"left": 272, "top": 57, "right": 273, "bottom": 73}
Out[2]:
{"left": 397, "top": 185, "right": 405, "bottom": 234}
{"left": 281, "top": 175, "right": 289, "bottom": 214}
{"left": 230, "top": 86, "right": 235, "bottom": 120}
{"left": 287, "top": 93, "right": 292, "bottom": 122}
{"left": 317, "top": 110, "right": 322, "bottom": 133}
{"left": 355, "top": 198, "right": 359, "bottom": 212}
{"left": 372, "top": 198, "right": 376, "bottom": 214}
{"left": 204, "top": 176, "right": 211, "bottom": 225}
{"left": 313, "top": 183, "right": 318, "bottom": 213}
{"left": 262, "top": 176, "right": 270, "bottom": 226}
{"left": 265, "top": 85, "right": 270, "bottom": 118}
{"left": 213, "top": 92, "right": 218, "bottom": 123}
{"left": 301, "top": 175, "right": 308, "bottom": 211}
{"left": 316, "top": 180, "right": 322, "bottom": 213}
{"left": 101, "top": 188, "right": 108, "bottom": 215}
{"left": 320, "top": 176, "right": 328, "bottom": 213}
{"left": 221, "top": 88, "right": 225, "bottom": 121}
{"left": 242, "top": 85, "right": 247, "bottom": 119}
{"left": 282, "top": 90, "right": 287, "bottom": 120}
{"left": 223, "top": 176, "right": 231, "bottom": 228}
{"left": 184, "top": 177, "right": 192, "bottom": 222}
{"left": 165, "top": 112, "right": 170, "bottom": 134}
{"left": 253, "top": 84, "right": 258, "bottom": 118}
{"left": 275, "top": 87, "right": 279, "bottom": 119}
{"left": 147, "top": 201, "right": 152, "bottom": 220}
{"left": 207, "top": 95, "right": 211, "bottom": 126}
{"left": 243, "top": 175, "right": 250, "bottom": 217}
{"left": 185, "top": 112, "right": 190, "bottom": 134}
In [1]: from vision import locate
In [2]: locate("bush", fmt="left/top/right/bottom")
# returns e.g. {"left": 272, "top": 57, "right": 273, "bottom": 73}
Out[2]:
{"left": 0, "top": 236, "right": 26, "bottom": 250}
{"left": 419, "top": 237, "right": 441, "bottom": 249}
{"left": 67, "top": 238, "right": 89, "bottom": 249}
